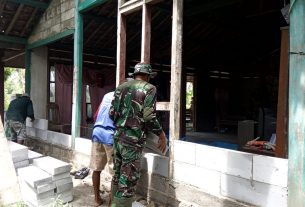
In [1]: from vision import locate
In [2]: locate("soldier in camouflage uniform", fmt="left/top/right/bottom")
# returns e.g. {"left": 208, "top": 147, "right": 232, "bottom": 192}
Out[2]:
{"left": 109, "top": 63, "right": 167, "bottom": 207}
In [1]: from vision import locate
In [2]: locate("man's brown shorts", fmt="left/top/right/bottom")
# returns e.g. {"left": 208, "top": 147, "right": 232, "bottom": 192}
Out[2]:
{"left": 89, "top": 142, "right": 114, "bottom": 174}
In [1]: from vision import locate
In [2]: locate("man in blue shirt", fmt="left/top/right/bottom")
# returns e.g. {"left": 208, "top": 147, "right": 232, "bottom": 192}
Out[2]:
{"left": 89, "top": 91, "right": 115, "bottom": 206}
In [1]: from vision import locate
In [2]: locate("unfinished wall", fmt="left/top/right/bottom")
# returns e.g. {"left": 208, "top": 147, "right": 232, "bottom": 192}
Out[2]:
{"left": 28, "top": 0, "right": 75, "bottom": 44}
{"left": 25, "top": 119, "right": 288, "bottom": 207}
{"left": 31, "top": 47, "right": 48, "bottom": 119}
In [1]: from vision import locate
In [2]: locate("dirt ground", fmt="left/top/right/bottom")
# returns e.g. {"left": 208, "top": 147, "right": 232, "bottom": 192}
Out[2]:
{"left": 70, "top": 171, "right": 252, "bottom": 207}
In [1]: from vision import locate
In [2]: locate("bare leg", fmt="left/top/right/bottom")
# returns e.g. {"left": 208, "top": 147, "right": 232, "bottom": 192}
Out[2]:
{"left": 92, "top": 171, "right": 103, "bottom": 206}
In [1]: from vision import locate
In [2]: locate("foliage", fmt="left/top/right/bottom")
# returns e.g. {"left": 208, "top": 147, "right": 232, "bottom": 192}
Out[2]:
{"left": 4, "top": 68, "right": 25, "bottom": 110}
{"left": 186, "top": 82, "right": 193, "bottom": 109}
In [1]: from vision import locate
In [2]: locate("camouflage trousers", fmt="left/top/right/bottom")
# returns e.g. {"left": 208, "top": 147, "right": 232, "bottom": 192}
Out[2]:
{"left": 112, "top": 139, "right": 143, "bottom": 198}
{"left": 5, "top": 120, "right": 26, "bottom": 142}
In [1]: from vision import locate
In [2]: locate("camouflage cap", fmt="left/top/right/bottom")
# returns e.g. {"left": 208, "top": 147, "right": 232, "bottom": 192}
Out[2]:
{"left": 128, "top": 63, "right": 157, "bottom": 78}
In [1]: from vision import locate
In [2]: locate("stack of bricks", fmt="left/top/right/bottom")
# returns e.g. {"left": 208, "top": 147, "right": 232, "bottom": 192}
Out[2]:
{"left": 9, "top": 141, "right": 29, "bottom": 169}
{"left": 18, "top": 166, "right": 55, "bottom": 206}
{"left": 33, "top": 156, "right": 73, "bottom": 203}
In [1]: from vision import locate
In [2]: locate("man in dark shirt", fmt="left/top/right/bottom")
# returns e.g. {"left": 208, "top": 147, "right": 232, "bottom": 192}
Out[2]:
{"left": 6, "top": 93, "right": 34, "bottom": 144}
{"left": 109, "top": 63, "right": 166, "bottom": 207}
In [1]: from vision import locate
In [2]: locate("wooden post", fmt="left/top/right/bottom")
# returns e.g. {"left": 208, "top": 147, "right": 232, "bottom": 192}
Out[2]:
{"left": 169, "top": 0, "right": 183, "bottom": 177}
{"left": 25, "top": 49, "right": 31, "bottom": 95}
{"left": 288, "top": 2, "right": 305, "bottom": 205}
{"left": 141, "top": 3, "right": 151, "bottom": 63}
{"left": 275, "top": 27, "right": 289, "bottom": 158}
{"left": 116, "top": 0, "right": 127, "bottom": 86}
{"left": 0, "top": 61, "right": 4, "bottom": 124}
{"left": 71, "top": 0, "right": 83, "bottom": 148}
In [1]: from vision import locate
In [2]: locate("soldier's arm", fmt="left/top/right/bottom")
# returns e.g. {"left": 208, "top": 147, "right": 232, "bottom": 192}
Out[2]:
{"left": 143, "top": 86, "right": 163, "bottom": 136}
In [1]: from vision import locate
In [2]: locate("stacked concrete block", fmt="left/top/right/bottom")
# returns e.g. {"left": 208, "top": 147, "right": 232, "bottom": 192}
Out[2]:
{"left": 26, "top": 118, "right": 48, "bottom": 140}
{"left": 9, "top": 141, "right": 29, "bottom": 169}
{"left": 33, "top": 156, "right": 73, "bottom": 203}
{"left": 28, "top": 150, "right": 44, "bottom": 164}
{"left": 18, "top": 166, "right": 55, "bottom": 207}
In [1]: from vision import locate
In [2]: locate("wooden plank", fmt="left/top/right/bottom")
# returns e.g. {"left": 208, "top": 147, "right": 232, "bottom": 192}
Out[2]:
{"left": 289, "top": 1, "right": 305, "bottom": 206}
{"left": 21, "top": 8, "right": 38, "bottom": 37}
{"left": 156, "top": 102, "right": 170, "bottom": 111}
{"left": 141, "top": 3, "right": 151, "bottom": 63}
{"left": 169, "top": 0, "right": 183, "bottom": 177}
{"left": 116, "top": 6, "right": 126, "bottom": 86}
{"left": 78, "top": 0, "right": 108, "bottom": 13}
{"left": 5, "top": 4, "right": 24, "bottom": 35}
{"left": 0, "top": 61, "right": 4, "bottom": 123}
{"left": 119, "top": 0, "right": 143, "bottom": 15}
{"left": 275, "top": 27, "right": 289, "bottom": 158}
{"left": 7, "top": 0, "right": 49, "bottom": 9}
{"left": 71, "top": 6, "right": 83, "bottom": 148}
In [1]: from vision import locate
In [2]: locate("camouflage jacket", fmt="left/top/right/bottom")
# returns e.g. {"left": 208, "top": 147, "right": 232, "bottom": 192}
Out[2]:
{"left": 109, "top": 79, "right": 162, "bottom": 146}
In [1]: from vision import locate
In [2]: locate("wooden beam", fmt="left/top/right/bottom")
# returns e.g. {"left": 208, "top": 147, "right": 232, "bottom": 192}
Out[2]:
{"left": 275, "top": 27, "right": 289, "bottom": 158}
{"left": 0, "top": 59, "right": 4, "bottom": 123}
{"left": 7, "top": 0, "right": 48, "bottom": 9}
{"left": 116, "top": 1, "right": 126, "bottom": 86}
{"left": 27, "top": 29, "right": 75, "bottom": 49}
{"left": 20, "top": 8, "right": 38, "bottom": 37}
{"left": 25, "top": 49, "right": 31, "bottom": 95}
{"left": 289, "top": 1, "right": 305, "bottom": 205}
{"left": 79, "top": 0, "right": 108, "bottom": 13}
{"left": 71, "top": 2, "right": 83, "bottom": 148}
{"left": 0, "top": 0, "right": 5, "bottom": 15}
{"left": 156, "top": 102, "right": 170, "bottom": 111}
{"left": 2, "top": 52, "right": 25, "bottom": 62}
{"left": 5, "top": 4, "right": 24, "bottom": 35}
{"left": 0, "top": 35, "right": 27, "bottom": 45}
{"left": 140, "top": 3, "right": 151, "bottom": 63}
{"left": 169, "top": 0, "right": 183, "bottom": 175}
{"left": 119, "top": 0, "right": 143, "bottom": 15}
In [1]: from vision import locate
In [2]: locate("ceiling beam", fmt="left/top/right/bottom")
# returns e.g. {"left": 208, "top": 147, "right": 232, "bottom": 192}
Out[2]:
{"left": 0, "top": 35, "right": 27, "bottom": 44}
{"left": 186, "top": 0, "right": 242, "bottom": 16}
{"left": 21, "top": 8, "right": 38, "bottom": 36}
{"left": 0, "top": 41, "right": 25, "bottom": 49}
{"left": 79, "top": 0, "right": 108, "bottom": 13}
{"left": 5, "top": 4, "right": 24, "bottom": 35}
{"left": 7, "top": 0, "right": 48, "bottom": 9}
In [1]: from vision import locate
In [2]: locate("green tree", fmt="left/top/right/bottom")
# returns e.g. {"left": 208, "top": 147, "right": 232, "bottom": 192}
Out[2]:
{"left": 4, "top": 68, "right": 25, "bottom": 110}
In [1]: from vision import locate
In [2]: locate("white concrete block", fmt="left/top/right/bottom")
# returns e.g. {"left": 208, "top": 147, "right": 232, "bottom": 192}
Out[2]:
{"left": 56, "top": 182, "right": 73, "bottom": 193}
{"left": 52, "top": 172, "right": 71, "bottom": 181}
{"left": 173, "top": 140, "right": 196, "bottom": 165}
{"left": 28, "top": 150, "right": 44, "bottom": 164}
{"left": 9, "top": 141, "right": 28, "bottom": 162}
{"left": 18, "top": 166, "right": 52, "bottom": 188}
{"left": 19, "top": 180, "right": 54, "bottom": 200}
{"left": 55, "top": 177, "right": 72, "bottom": 187}
{"left": 222, "top": 150, "right": 253, "bottom": 180}
{"left": 36, "top": 182, "right": 56, "bottom": 194}
{"left": 75, "top": 137, "right": 92, "bottom": 155}
{"left": 141, "top": 152, "right": 169, "bottom": 177}
{"left": 47, "top": 131, "right": 72, "bottom": 148}
{"left": 36, "top": 128, "right": 48, "bottom": 140}
{"left": 221, "top": 174, "right": 287, "bottom": 207}
{"left": 33, "top": 156, "right": 71, "bottom": 175}
{"left": 26, "top": 127, "right": 36, "bottom": 137}
{"left": 56, "top": 190, "right": 73, "bottom": 203}
{"left": 173, "top": 161, "right": 221, "bottom": 196}
{"left": 14, "top": 159, "right": 29, "bottom": 169}
{"left": 26, "top": 118, "right": 48, "bottom": 130}
{"left": 253, "top": 155, "right": 288, "bottom": 187}
{"left": 195, "top": 144, "right": 226, "bottom": 172}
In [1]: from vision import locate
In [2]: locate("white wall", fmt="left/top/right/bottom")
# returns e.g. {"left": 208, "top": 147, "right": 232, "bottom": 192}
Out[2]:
{"left": 31, "top": 47, "right": 48, "bottom": 119}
